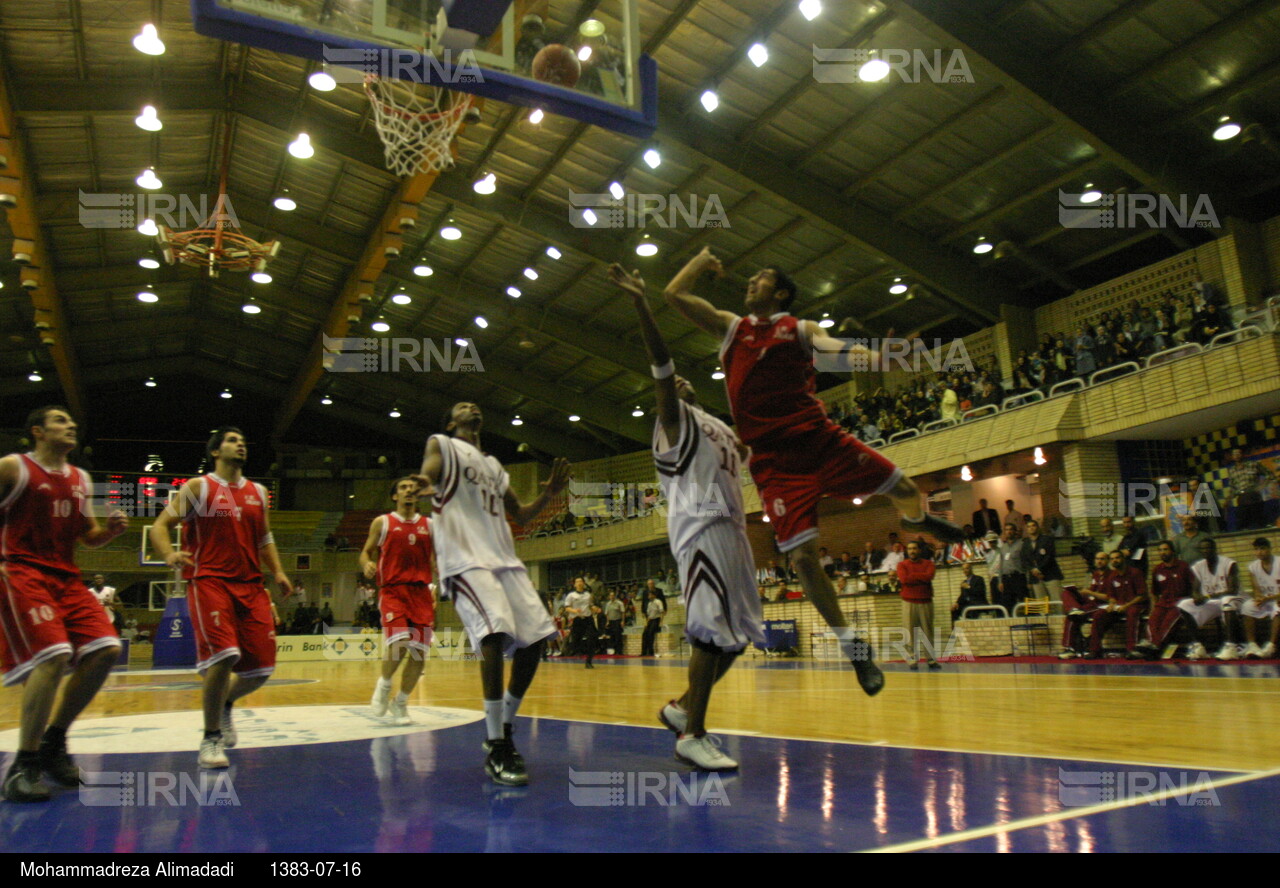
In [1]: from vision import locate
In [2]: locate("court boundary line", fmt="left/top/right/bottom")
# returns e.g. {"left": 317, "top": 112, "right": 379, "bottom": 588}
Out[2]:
{"left": 863, "top": 765, "right": 1280, "bottom": 853}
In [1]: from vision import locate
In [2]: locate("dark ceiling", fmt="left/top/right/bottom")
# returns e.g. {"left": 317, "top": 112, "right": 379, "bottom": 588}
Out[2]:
{"left": 1, "top": 0, "right": 1278, "bottom": 475}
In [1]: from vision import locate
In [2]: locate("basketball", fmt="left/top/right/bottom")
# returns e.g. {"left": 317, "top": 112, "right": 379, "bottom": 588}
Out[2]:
{"left": 532, "top": 43, "right": 581, "bottom": 88}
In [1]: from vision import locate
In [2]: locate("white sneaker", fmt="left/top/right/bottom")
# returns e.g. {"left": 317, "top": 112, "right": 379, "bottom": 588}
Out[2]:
{"left": 658, "top": 700, "right": 687, "bottom": 735}
{"left": 1185, "top": 642, "right": 1209, "bottom": 660}
{"left": 1244, "top": 642, "right": 1264, "bottom": 659}
{"left": 1259, "top": 642, "right": 1276, "bottom": 659}
{"left": 371, "top": 681, "right": 391, "bottom": 717}
{"left": 198, "top": 735, "right": 229, "bottom": 770}
{"left": 220, "top": 705, "right": 237, "bottom": 748}
{"left": 389, "top": 698, "right": 411, "bottom": 726}
{"left": 1057, "top": 649, "right": 1077, "bottom": 660}
{"left": 675, "top": 734, "right": 738, "bottom": 771}
{"left": 1216, "top": 644, "right": 1241, "bottom": 661}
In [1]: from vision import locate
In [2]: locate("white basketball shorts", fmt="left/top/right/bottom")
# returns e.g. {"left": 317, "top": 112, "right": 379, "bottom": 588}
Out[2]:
{"left": 675, "top": 519, "right": 765, "bottom": 653}
{"left": 442, "top": 567, "right": 556, "bottom": 656}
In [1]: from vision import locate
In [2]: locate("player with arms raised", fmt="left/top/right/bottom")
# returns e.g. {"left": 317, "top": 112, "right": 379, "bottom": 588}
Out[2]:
{"left": 360, "top": 476, "right": 436, "bottom": 725}
{"left": 610, "top": 264, "right": 762, "bottom": 770}
{"left": 417, "top": 403, "right": 570, "bottom": 786}
{"left": 663, "top": 248, "right": 967, "bottom": 692}
{"left": 0, "top": 406, "right": 129, "bottom": 802}
{"left": 150, "top": 427, "right": 294, "bottom": 769}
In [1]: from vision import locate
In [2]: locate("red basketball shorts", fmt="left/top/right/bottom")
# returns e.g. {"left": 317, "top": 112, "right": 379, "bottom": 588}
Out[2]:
{"left": 188, "top": 577, "right": 276, "bottom": 677}
{"left": 0, "top": 562, "right": 120, "bottom": 686}
{"left": 380, "top": 583, "right": 435, "bottom": 652}
{"left": 749, "top": 423, "right": 902, "bottom": 553}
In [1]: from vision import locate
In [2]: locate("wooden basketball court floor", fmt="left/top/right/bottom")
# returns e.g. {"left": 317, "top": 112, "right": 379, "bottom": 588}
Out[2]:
{"left": 3, "top": 656, "right": 1280, "bottom": 852}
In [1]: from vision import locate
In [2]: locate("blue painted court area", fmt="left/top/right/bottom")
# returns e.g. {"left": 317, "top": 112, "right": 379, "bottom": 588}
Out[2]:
{"left": 1, "top": 714, "right": 1269, "bottom": 853}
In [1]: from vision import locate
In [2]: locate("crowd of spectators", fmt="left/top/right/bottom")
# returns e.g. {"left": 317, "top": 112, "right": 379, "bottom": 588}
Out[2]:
{"left": 541, "top": 570, "right": 680, "bottom": 657}
{"left": 825, "top": 284, "right": 1237, "bottom": 440}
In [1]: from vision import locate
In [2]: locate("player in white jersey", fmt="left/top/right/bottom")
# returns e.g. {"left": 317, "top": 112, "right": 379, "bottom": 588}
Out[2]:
{"left": 1178, "top": 538, "right": 1240, "bottom": 660}
{"left": 610, "top": 263, "right": 764, "bottom": 771}
{"left": 1243, "top": 538, "right": 1280, "bottom": 658}
{"left": 416, "top": 403, "right": 569, "bottom": 787}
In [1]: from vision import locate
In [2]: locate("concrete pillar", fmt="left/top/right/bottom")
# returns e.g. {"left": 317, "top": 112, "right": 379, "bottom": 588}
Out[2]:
{"left": 1059, "top": 440, "right": 1122, "bottom": 539}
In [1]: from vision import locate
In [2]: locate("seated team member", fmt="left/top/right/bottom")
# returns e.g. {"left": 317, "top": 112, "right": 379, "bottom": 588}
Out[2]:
{"left": 950, "top": 562, "right": 987, "bottom": 625}
{"left": 1086, "top": 550, "right": 1148, "bottom": 660}
{"left": 1060, "top": 550, "right": 1112, "bottom": 659}
{"left": 1182, "top": 538, "right": 1240, "bottom": 660}
{"left": 1144, "top": 541, "right": 1201, "bottom": 655}
{"left": 1243, "top": 538, "right": 1280, "bottom": 658}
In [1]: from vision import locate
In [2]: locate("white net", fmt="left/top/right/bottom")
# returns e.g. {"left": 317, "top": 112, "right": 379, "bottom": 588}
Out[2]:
{"left": 364, "top": 75, "right": 472, "bottom": 176}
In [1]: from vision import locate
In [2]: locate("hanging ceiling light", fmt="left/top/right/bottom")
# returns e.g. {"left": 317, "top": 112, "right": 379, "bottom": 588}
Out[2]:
{"left": 852, "top": 497, "right": 863, "bottom": 505}
{"left": 642, "top": 148, "right": 661, "bottom": 169}
{"left": 711, "top": 367, "right": 725, "bottom": 380}
{"left": 545, "top": 245, "right": 562, "bottom": 260}
{"left": 474, "top": 316, "right": 489, "bottom": 328}
{"left": 609, "top": 181, "right": 625, "bottom": 200}
{"left": 579, "top": 19, "right": 605, "bottom": 37}
{"left": 135, "top": 105, "right": 162, "bottom": 132}
{"left": 145, "top": 377, "right": 157, "bottom": 388}
{"left": 138, "top": 257, "right": 160, "bottom": 269}
{"left": 473, "top": 172, "right": 497, "bottom": 194}
{"left": 568, "top": 414, "right": 581, "bottom": 422}
{"left": 320, "top": 396, "right": 332, "bottom": 405}
{"left": 1213, "top": 116, "right": 1242, "bottom": 141}
{"left": 28, "top": 371, "right": 42, "bottom": 382}
{"left": 220, "top": 389, "right": 233, "bottom": 399}
{"left": 288, "top": 133, "right": 315, "bottom": 158}
{"left": 511, "top": 415, "right": 523, "bottom": 426}
{"left": 251, "top": 271, "right": 272, "bottom": 284}
{"left": 392, "top": 293, "right": 412, "bottom": 305}
{"left": 635, "top": 235, "right": 658, "bottom": 257}
{"left": 748, "top": 42, "right": 769, "bottom": 67}
{"left": 528, "top": 108, "right": 544, "bottom": 125}
{"left": 506, "top": 286, "right": 522, "bottom": 298}
{"left": 137, "top": 218, "right": 159, "bottom": 236}
{"left": 133, "top": 23, "right": 165, "bottom": 55}
{"left": 136, "top": 286, "right": 158, "bottom": 303}
{"left": 455, "top": 337, "right": 469, "bottom": 347}
{"left": 440, "top": 224, "right": 462, "bottom": 240}
{"left": 859, "top": 56, "right": 890, "bottom": 82}
{"left": 1079, "top": 183, "right": 1103, "bottom": 204}
{"left": 136, "top": 168, "right": 162, "bottom": 189}
{"left": 273, "top": 192, "right": 297, "bottom": 211}
{"left": 960, "top": 465, "right": 973, "bottom": 481}
{"left": 389, "top": 407, "right": 401, "bottom": 418}
{"left": 412, "top": 264, "right": 433, "bottom": 277}
{"left": 523, "top": 267, "right": 539, "bottom": 280}
{"left": 631, "top": 406, "right": 645, "bottom": 418}
{"left": 818, "top": 313, "right": 834, "bottom": 328}
{"left": 700, "top": 89, "right": 720, "bottom": 113}
{"left": 798, "top": 0, "right": 822, "bottom": 21}
{"left": 973, "top": 238, "right": 994, "bottom": 255}
{"left": 309, "top": 65, "right": 337, "bottom": 91}
{"left": 889, "top": 277, "right": 908, "bottom": 295}
{"left": 242, "top": 300, "right": 262, "bottom": 314}
{"left": 1033, "top": 446, "right": 1047, "bottom": 466}
{"left": 371, "top": 319, "right": 390, "bottom": 332}
{"left": 577, "top": 45, "right": 592, "bottom": 62}
{"left": 581, "top": 208, "right": 598, "bottom": 226}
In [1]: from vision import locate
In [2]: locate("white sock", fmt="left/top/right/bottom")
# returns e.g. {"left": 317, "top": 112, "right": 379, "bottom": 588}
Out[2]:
{"left": 376, "top": 677, "right": 392, "bottom": 690}
{"left": 502, "top": 691, "right": 522, "bottom": 725}
{"left": 484, "top": 699, "right": 503, "bottom": 741}
{"left": 393, "top": 691, "right": 409, "bottom": 704}
{"left": 832, "top": 626, "right": 858, "bottom": 642}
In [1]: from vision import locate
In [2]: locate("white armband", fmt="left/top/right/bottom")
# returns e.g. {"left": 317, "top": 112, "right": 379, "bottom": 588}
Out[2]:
{"left": 259, "top": 532, "right": 275, "bottom": 548}
{"left": 651, "top": 360, "right": 675, "bottom": 380}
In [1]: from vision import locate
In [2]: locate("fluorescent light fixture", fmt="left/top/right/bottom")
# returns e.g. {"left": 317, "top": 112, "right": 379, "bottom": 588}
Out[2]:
{"left": 135, "top": 105, "right": 162, "bottom": 131}
{"left": 609, "top": 181, "right": 625, "bottom": 200}
{"left": 288, "top": 133, "right": 315, "bottom": 158}
{"left": 545, "top": 246, "right": 562, "bottom": 260}
{"left": 582, "top": 208, "right": 598, "bottom": 225}
{"left": 474, "top": 316, "right": 488, "bottom": 328}
{"left": 700, "top": 89, "right": 719, "bottom": 112}
{"left": 528, "top": 108, "right": 544, "bottom": 125}
{"left": 455, "top": 337, "right": 469, "bottom": 347}
{"left": 522, "top": 267, "right": 538, "bottom": 280}
{"left": 506, "top": 286, "right": 522, "bottom": 298}
{"left": 748, "top": 43, "right": 769, "bottom": 67}
{"left": 309, "top": 69, "right": 336, "bottom": 91}
{"left": 643, "top": 148, "right": 661, "bottom": 169}
{"left": 133, "top": 23, "right": 165, "bottom": 55}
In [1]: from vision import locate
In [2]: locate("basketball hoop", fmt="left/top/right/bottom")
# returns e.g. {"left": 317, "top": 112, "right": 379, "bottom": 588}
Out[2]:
{"left": 364, "top": 74, "right": 473, "bottom": 176}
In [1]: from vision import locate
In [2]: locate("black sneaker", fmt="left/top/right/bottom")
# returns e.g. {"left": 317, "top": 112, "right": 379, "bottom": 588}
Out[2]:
{"left": 927, "top": 660, "right": 942, "bottom": 670}
{"left": 902, "top": 513, "right": 967, "bottom": 544}
{"left": 38, "top": 737, "right": 81, "bottom": 788}
{"left": 3, "top": 759, "right": 51, "bottom": 803}
{"left": 847, "top": 638, "right": 885, "bottom": 697}
{"left": 482, "top": 723, "right": 514, "bottom": 754}
{"left": 484, "top": 739, "right": 529, "bottom": 787}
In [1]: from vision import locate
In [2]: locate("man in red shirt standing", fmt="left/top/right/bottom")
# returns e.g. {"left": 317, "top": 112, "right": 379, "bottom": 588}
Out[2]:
{"left": 359, "top": 477, "right": 435, "bottom": 726}
{"left": 1086, "top": 550, "right": 1148, "bottom": 659}
{"left": 897, "top": 541, "right": 940, "bottom": 670}
{"left": 150, "top": 427, "right": 294, "bottom": 769}
{"left": 664, "top": 248, "right": 966, "bottom": 696}
{"left": 0, "top": 406, "right": 129, "bottom": 802}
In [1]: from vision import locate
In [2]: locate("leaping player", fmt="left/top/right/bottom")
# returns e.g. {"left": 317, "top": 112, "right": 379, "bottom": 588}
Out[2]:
{"left": 663, "top": 248, "right": 967, "bottom": 693}
{"left": 0, "top": 406, "right": 129, "bottom": 802}
{"left": 360, "top": 476, "right": 436, "bottom": 725}
{"left": 150, "top": 427, "right": 294, "bottom": 769}
{"left": 416, "top": 403, "right": 570, "bottom": 787}
{"left": 610, "top": 264, "right": 762, "bottom": 771}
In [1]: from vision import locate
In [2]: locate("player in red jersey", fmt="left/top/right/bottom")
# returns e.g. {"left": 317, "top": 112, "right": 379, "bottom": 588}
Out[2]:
{"left": 0, "top": 406, "right": 129, "bottom": 802}
{"left": 150, "top": 427, "right": 294, "bottom": 769}
{"left": 663, "top": 248, "right": 967, "bottom": 694}
{"left": 359, "top": 476, "right": 436, "bottom": 726}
